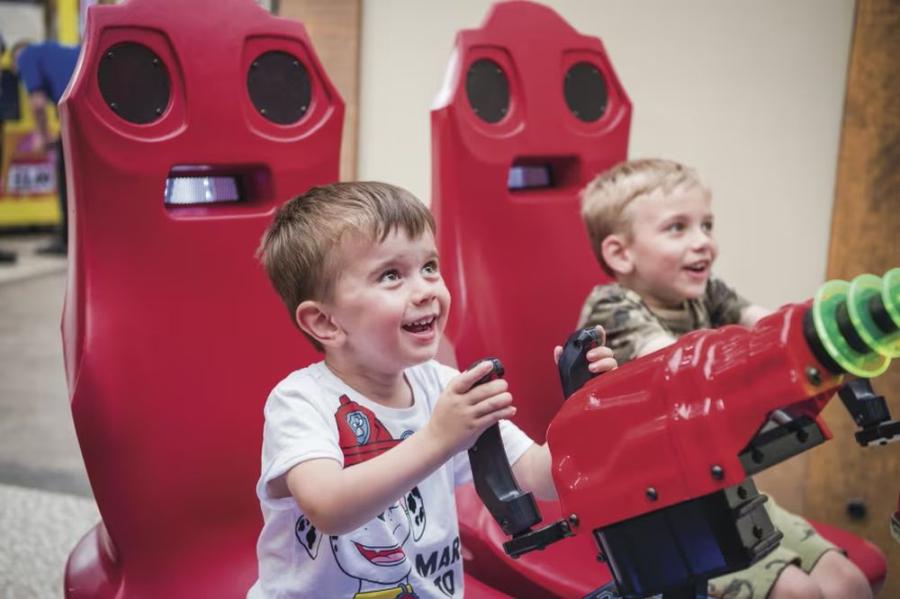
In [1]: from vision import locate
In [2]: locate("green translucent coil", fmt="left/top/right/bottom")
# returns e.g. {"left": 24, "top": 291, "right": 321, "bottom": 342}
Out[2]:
{"left": 848, "top": 273, "right": 900, "bottom": 358}
{"left": 812, "top": 279, "right": 889, "bottom": 377}
{"left": 883, "top": 267, "right": 900, "bottom": 329}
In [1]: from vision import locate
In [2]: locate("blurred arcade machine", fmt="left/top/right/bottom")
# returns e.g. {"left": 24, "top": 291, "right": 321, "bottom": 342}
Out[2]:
{"left": 0, "top": 0, "right": 77, "bottom": 229}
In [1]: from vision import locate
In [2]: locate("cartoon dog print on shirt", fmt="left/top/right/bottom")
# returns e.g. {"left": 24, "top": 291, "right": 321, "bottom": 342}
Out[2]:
{"left": 294, "top": 396, "right": 426, "bottom": 598}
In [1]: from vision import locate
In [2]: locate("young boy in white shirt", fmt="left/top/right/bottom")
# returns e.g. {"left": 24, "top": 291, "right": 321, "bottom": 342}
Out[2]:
{"left": 249, "top": 181, "right": 615, "bottom": 598}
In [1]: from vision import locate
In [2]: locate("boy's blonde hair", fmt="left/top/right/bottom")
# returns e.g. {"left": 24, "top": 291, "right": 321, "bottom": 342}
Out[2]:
{"left": 257, "top": 181, "right": 435, "bottom": 350}
{"left": 580, "top": 158, "right": 708, "bottom": 276}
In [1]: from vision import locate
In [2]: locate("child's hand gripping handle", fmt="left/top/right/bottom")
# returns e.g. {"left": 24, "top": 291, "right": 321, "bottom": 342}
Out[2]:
{"left": 466, "top": 358, "right": 541, "bottom": 537}
{"left": 557, "top": 327, "right": 604, "bottom": 398}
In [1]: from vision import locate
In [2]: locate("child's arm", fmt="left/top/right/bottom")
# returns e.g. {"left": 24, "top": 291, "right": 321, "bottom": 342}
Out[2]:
{"left": 739, "top": 304, "right": 772, "bottom": 327}
{"left": 285, "top": 361, "right": 513, "bottom": 535}
{"left": 516, "top": 328, "right": 618, "bottom": 500}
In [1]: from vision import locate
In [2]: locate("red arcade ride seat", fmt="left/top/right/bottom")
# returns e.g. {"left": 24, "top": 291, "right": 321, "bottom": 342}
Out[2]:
{"left": 59, "top": 1, "right": 343, "bottom": 596}
{"left": 431, "top": 1, "right": 886, "bottom": 596}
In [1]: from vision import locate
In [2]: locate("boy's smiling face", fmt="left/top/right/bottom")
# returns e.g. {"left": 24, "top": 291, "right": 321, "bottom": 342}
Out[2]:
{"left": 618, "top": 185, "right": 717, "bottom": 308}
{"left": 324, "top": 228, "right": 450, "bottom": 375}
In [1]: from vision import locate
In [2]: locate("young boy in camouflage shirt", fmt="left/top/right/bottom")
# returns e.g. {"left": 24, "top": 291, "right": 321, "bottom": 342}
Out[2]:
{"left": 576, "top": 159, "right": 871, "bottom": 599}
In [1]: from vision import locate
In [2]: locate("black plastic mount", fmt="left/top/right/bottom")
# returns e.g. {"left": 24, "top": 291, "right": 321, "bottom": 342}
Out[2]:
{"left": 739, "top": 415, "right": 826, "bottom": 475}
{"left": 838, "top": 378, "right": 900, "bottom": 447}
{"left": 466, "top": 358, "right": 542, "bottom": 537}
{"left": 593, "top": 479, "right": 782, "bottom": 599}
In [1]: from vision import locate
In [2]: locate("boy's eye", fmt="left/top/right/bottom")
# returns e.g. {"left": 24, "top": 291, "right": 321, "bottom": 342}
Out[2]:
{"left": 665, "top": 222, "right": 685, "bottom": 233}
{"left": 422, "top": 260, "right": 439, "bottom": 275}
{"left": 702, "top": 220, "right": 714, "bottom": 233}
{"left": 378, "top": 269, "right": 401, "bottom": 283}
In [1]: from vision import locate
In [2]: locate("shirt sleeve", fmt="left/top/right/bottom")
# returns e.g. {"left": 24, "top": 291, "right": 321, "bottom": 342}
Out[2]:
{"left": 577, "top": 285, "right": 671, "bottom": 364}
{"left": 15, "top": 46, "right": 44, "bottom": 95}
{"left": 705, "top": 277, "right": 750, "bottom": 327}
{"left": 258, "top": 375, "right": 343, "bottom": 506}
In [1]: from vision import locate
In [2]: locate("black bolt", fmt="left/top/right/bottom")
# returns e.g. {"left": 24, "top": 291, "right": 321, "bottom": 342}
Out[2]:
{"left": 596, "top": 552, "right": 607, "bottom": 563}
{"left": 796, "top": 429, "right": 809, "bottom": 443}
{"left": 737, "top": 486, "right": 748, "bottom": 500}
{"left": 645, "top": 487, "right": 658, "bottom": 501}
{"left": 751, "top": 449, "right": 764, "bottom": 464}
{"left": 711, "top": 465, "right": 724, "bottom": 480}
{"left": 846, "top": 499, "right": 867, "bottom": 520}
{"left": 752, "top": 525, "right": 763, "bottom": 539}
{"left": 806, "top": 366, "right": 822, "bottom": 386}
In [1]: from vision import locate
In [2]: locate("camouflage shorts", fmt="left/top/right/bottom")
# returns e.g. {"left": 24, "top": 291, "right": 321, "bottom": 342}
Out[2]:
{"left": 707, "top": 500, "right": 839, "bottom": 599}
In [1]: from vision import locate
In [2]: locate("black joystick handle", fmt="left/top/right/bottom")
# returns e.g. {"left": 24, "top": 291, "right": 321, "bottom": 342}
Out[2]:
{"left": 558, "top": 327, "right": 604, "bottom": 399}
{"left": 466, "top": 358, "right": 541, "bottom": 536}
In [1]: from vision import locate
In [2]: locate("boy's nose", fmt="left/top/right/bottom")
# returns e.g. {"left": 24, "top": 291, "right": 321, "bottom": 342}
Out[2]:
{"left": 411, "top": 278, "right": 437, "bottom": 304}
{"left": 691, "top": 228, "right": 714, "bottom": 251}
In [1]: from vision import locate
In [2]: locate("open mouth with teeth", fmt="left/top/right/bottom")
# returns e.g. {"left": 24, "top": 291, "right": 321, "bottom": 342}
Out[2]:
{"left": 353, "top": 541, "right": 407, "bottom": 566}
{"left": 684, "top": 262, "right": 709, "bottom": 274}
{"left": 402, "top": 316, "right": 437, "bottom": 333}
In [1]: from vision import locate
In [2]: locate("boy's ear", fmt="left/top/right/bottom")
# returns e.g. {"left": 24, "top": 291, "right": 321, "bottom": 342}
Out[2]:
{"left": 601, "top": 234, "right": 634, "bottom": 276}
{"left": 295, "top": 300, "right": 344, "bottom": 347}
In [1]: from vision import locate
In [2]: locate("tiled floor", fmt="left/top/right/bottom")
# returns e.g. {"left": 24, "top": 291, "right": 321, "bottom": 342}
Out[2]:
{"left": 0, "top": 233, "right": 98, "bottom": 599}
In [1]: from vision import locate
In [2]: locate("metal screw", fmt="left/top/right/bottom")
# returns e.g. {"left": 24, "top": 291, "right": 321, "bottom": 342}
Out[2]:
{"left": 645, "top": 487, "right": 658, "bottom": 501}
{"left": 260, "top": 108, "right": 267, "bottom": 115}
{"left": 106, "top": 51, "right": 114, "bottom": 60}
{"left": 252, "top": 61, "right": 259, "bottom": 69}
{"left": 568, "top": 514, "right": 579, "bottom": 527}
{"left": 805, "top": 366, "right": 822, "bottom": 386}
{"left": 109, "top": 102, "right": 118, "bottom": 112}
{"left": 711, "top": 465, "right": 724, "bottom": 480}
{"left": 155, "top": 107, "right": 163, "bottom": 115}
{"left": 152, "top": 58, "right": 160, "bottom": 67}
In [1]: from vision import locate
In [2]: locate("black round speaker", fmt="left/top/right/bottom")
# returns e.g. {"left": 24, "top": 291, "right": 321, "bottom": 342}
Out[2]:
{"left": 97, "top": 42, "right": 170, "bottom": 124}
{"left": 247, "top": 51, "right": 311, "bottom": 125}
{"left": 466, "top": 59, "right": 509, "bottom": 124}
{"left": 564, "top": 62, "right": 608, "bottom": 122}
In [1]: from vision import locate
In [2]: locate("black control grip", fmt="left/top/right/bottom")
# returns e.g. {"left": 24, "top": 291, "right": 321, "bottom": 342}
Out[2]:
{"left": 466, "top": 358, "right": 541, "bottom": 536}
{"left": 557, "top": 327, "right": 604, "bottom": 399}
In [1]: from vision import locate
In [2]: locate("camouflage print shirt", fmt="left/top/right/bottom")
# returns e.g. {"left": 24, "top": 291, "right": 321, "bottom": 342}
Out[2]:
{"left": 576, "top": 277, "right": 750, "bottom": 364}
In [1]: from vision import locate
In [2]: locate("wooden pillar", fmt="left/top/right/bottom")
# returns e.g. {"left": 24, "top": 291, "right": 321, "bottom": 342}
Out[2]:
{"left": 277, "top": 0, "right": 360, "bottom": 180}
{"left": 805, "top": 1, "right": 900, "bottom": 595}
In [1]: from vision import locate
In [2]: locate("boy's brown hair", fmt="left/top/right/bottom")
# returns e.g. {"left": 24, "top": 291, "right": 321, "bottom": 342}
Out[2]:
{"left": 257, "top": 181, "right": 435, "bottom": 350}
{"left": 580, "top": 158, "right": 708, "bottom": 276}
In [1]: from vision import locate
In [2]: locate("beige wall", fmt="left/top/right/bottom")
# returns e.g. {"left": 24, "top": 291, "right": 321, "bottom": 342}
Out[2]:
{"left": 357, "top": 0, "right": 854, "bottom": 308}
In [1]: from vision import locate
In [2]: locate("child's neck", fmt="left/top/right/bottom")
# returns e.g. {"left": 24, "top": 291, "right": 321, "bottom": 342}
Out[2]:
{"left": 619, "top": 278, "right": 686, "bottom": 312}
{"left": 324, "top": 355, "right": 413, "bottom": 409}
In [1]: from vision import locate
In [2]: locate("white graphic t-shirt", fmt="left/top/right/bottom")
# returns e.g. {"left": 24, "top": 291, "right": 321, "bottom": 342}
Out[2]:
{"left": 247, "top": 360, "right": 534, "bottom": 599}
